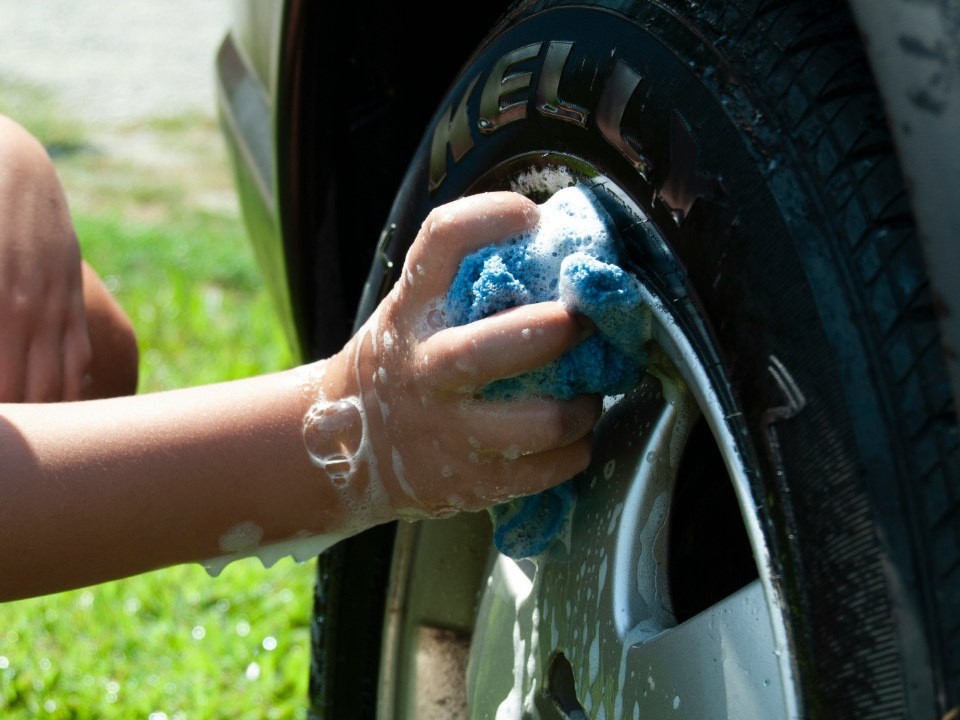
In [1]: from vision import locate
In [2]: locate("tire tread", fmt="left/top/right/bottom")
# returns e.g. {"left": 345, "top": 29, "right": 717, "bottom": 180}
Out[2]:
{"left": 706, "top": 0, "right": 960, "bottom": 713}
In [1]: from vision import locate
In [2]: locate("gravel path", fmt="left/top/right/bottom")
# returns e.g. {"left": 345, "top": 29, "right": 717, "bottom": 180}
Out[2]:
{"left": 0, "top": 0, "right": 232, "bottom": 125}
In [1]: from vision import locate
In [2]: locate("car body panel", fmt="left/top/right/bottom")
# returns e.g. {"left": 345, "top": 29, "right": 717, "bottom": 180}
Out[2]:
{"left": 848, "top": 0, "right": 960, "bottom": 417}
{"left": 216, "top": 0, "right": 304, "bottom": 358}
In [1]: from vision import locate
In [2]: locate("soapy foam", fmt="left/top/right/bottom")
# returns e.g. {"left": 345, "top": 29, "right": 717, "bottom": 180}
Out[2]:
{"left": 391, "top": 447, "right": 421, "bottom": 504}
{"left": 202, "top": 531, "right": 347, "bottom": 577}
{"left": 218, "top": 521, "right": 264, "bottom": 553}
{"left": 508, "top": 165, "right": 578, "bottom": 199}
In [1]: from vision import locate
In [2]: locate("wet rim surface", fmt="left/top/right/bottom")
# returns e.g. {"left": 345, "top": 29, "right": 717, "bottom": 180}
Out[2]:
{"left": 376, "top": 166, "right": 801, "bottom": 719}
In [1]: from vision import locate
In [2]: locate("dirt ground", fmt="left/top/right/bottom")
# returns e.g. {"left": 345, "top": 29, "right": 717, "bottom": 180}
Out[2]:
{"left": 0, "top": 0, "right": 231, "bottom": 125}
{"left": 0, "top": 1, "right": 242, "bottom": 219}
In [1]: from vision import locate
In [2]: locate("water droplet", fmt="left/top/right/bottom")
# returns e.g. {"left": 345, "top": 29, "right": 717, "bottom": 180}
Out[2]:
{"left": 262, "top": 636, "right": 278, "bottom": 651}
{"left": 603, "top": 459, "right": 616, "bottom": 479}
{"left": 504, "top": 445, "right": 521, "bottom": 460}
{"left": 427, "top": 308, "right": 446, "bottom": 330}
{"left": 673, "top": 695, "right": 680, "bottom": 710}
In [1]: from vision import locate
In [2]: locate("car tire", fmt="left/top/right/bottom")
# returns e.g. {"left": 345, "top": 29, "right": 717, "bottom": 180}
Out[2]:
{"left": 308, "top": 1, "right": 959, "bottom": 717}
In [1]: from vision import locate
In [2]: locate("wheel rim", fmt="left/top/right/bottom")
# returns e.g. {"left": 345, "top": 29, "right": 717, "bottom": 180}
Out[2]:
{"left": 376, "top": 164, "right": 801, "bottom": 719}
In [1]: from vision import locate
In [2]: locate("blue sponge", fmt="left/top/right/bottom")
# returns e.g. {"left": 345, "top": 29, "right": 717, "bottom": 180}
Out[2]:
{"left": 443, "top": 185, "right": 648, "bottom": 558}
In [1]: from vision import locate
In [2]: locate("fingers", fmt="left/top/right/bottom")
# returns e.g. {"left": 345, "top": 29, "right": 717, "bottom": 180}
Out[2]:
{"left": 59, "top": 264, "right": 92, "bottom": 401}
{"left": 467, "top": 437, "right": 593, "bottom": 508}
{"left": 382, "top": 403, "right": 596, "bottom": 517}
{"left": 419, "top": 301, "right": 589, "bottom": 391}
{"left": 403, "top": 192, "right": 539, "bottom": 303}
{"left": 21, "top": 267, "right": 90, "bottom": 402}
{"left": 405, "top": 395, "right": 599, "bottom": 515}
{"left": 24, "top": 331, "right": 62, "bottom": 402}
{"left": 0, "top": 338, "right": 27, "bottom": 402}
{"left": 61, "top": 315, "right": 93, "bottom": 401}
{"left": 79, "top": 262, "right": 138, "bottom": 400}
{"left": 456, "top": 394, "right": 601, "bottom": 458}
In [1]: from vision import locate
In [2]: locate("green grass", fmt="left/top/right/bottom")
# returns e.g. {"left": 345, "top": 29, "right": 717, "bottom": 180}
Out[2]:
{"left": 0, "top": 78, "right": 88, "bottom": 156}
{"left": 0, "top": 82, "right": 316, "bottom": 718}
{"left": 75, "top": 211, "right": 292, "bottom": 392}
{"left": 0, "top": 562, "right": 314, "bottom": 720}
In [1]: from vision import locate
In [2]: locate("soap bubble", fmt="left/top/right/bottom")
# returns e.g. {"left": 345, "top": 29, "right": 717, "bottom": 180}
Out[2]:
{"left": 303, "top": 398, "right": 365, "bottom": 485}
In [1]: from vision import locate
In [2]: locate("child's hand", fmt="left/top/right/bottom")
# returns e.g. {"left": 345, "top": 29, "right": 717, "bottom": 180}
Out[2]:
{"left": 320, "top": 192, "right": 601, "bottom": 522}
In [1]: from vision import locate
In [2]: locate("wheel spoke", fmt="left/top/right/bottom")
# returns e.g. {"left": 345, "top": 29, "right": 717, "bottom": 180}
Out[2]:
{"left": 614, "top": 580, "right": 787, "bottom": 718}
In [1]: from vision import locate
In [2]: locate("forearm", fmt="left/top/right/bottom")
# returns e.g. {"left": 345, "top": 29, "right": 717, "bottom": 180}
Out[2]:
{"left": 0, "top": 358, "right": 361, "bottom": 600}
